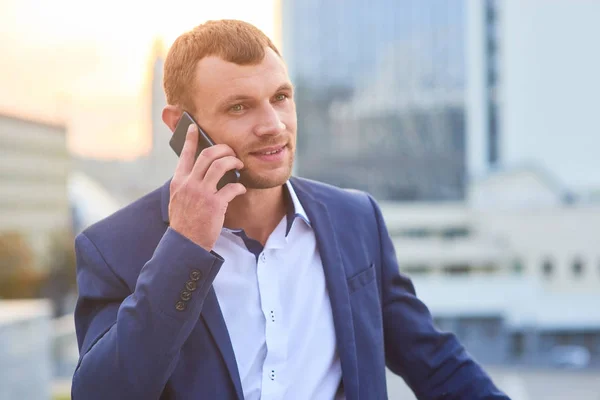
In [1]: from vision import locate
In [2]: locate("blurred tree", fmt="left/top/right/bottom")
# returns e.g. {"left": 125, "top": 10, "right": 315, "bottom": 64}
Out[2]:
{"left": 0, "top": 232, "right": 41, "bottom": 299}
{"left": 40, "top": 229, "right": 77, "bottom": 317}
{"left": 0, "top": 230, "right": 77, "bottom": 316}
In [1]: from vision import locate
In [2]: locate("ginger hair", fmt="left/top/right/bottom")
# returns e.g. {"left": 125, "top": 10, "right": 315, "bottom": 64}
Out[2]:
{"left": 163, "top": 19, "right": 281, "bottom": 112}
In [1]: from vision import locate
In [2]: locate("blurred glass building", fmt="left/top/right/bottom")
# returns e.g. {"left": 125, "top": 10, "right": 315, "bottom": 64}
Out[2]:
{"left": 281, "top": 0, "right": 467, "bottom": 201}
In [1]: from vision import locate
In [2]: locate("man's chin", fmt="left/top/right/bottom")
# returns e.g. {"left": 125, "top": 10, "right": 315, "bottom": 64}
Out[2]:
{"left": 239, "top": 169, "right": 292, "bottom": 190}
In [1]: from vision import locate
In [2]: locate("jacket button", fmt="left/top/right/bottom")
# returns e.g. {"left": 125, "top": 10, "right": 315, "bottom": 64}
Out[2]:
{"left": 175, "top": 301, "right": 187, "bottom": 311}
{"left": 190, "top": 270, "right": 202, "bottom": 281}
{"left": 185, "top": 281, "right": 197, "bottom": 291}
{"left": 180, "top": 291, "right": 192, "bottom": 301}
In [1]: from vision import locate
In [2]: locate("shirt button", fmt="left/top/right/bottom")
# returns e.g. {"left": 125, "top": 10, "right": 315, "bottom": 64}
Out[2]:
{"left": 261, "top": 254, "right": 266, "bottom": 262}
{"left": 175, "top": 301, "right": 186, "bottom": 311}
{"left": 185, "top": 281, "right": 197, "bottom": 291}
{"left": 190, "top": 270, "right": 203, "bottom": 281}
{"left": 270, "top": 370, "right": 275, "bottom": 380}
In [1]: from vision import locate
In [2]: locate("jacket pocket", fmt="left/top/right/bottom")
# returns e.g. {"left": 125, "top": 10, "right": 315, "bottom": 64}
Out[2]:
{"left": 347, "top": 263, "right": 375, "bottom": 294}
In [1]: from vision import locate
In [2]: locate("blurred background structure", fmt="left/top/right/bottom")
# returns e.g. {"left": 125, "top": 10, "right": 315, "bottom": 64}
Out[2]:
{"left": 283, "top": 0, "right": 467, "bottom": 201}
{"left": 1, "top": 0, "right": 599, "bottom": 399}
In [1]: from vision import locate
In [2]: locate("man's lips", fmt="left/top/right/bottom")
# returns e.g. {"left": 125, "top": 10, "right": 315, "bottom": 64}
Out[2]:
{"left": 250, "top": 144, "right": 287, "bottom": 155}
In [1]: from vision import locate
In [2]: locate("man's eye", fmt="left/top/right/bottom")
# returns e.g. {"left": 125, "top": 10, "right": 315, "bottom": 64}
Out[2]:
{"left": 230, "top": 104, "right": 244, "bottom": 112}
{"left": 274, "top": 94, "right": 288, "bottom": 102}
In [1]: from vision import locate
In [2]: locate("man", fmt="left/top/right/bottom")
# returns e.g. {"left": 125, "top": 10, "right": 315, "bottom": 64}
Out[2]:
{"left": 72, "top": 20, "right": 510, "bottom": 400}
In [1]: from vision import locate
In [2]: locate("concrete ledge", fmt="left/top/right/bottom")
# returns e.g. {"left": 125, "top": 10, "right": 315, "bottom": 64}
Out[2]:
{"left": 0, "top": 299, "right": 53, "bottom": 400}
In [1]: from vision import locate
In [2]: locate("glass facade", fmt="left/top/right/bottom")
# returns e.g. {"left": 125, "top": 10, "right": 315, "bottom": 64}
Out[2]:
{"left": 282, "top": 0, "right": 467, "bottom": 201}
{"left": 485, "top": 0, "right": 500, "bottom": 167}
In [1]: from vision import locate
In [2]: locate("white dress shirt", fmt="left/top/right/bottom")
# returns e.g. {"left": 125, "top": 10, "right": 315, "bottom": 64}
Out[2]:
{"left": 212, "top": 181, "right": 343, "bottom": 400}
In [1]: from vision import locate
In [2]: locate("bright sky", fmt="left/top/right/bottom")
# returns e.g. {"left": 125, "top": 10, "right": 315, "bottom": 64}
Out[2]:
{"left": 0, "top": 0, "right": 278, "bottom": 159}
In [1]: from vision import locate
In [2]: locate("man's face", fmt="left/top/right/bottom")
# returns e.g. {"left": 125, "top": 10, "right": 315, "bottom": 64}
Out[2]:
{"left": 190, "top": 48, "right": 297, "bottom": 189}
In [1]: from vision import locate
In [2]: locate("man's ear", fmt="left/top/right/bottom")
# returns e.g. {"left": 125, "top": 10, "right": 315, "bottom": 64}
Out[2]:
{"left": 162, "top": 105, "right": 181, "bottom": 133}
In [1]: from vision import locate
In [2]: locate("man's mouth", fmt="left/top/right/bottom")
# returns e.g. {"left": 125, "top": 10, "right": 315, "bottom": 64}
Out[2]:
{"left": 251, "top": 145, "right": 286, "bottom": 155}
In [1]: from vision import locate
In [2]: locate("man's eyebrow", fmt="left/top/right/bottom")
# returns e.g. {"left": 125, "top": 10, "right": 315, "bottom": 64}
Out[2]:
{"left": 276, "top": 83, "right": 294, "bottom": 93}
{"left": 216, "top": 83, "right": 295, "bottom": 109}
{"left": 216, "top": 94, "right": 254, "bottom": 109}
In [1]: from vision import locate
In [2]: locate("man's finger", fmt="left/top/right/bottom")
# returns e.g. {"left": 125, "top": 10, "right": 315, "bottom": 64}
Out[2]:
{"left": 190, "top": 144, "right": 237, "bottom": 181}
{"left": 203, "top": 156, "right": 244, "bottom": 190}
{"left": 217, "top": 183, "right": 247, "bottom": 203}
{"left": 174, "top": 124, "right": 198, "bottom": 177}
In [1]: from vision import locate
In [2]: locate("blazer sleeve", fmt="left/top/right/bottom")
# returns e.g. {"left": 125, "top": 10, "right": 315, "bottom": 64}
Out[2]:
{"left": 71, "top": 227, "right": 223, "bottom": 400}
{"left": 367, "top": 195, "right": 511, "bottom": 400}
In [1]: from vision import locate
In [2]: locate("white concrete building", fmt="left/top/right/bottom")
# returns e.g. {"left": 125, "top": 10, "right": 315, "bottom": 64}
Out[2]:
{"left": 0, "top": 112, "right": 71, "bottom": 269}
{"left": 380, "top": 167, "right": 600, "bottom": 365}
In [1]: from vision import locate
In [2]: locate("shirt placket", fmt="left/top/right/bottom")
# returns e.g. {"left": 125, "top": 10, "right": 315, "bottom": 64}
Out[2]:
{"left": 256, "top": 249, "right": 286, "bottom": 399}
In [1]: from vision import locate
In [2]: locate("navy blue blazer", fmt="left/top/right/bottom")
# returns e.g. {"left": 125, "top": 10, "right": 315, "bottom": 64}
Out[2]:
{"left": 72, "top": 177, "right": 509, "bottom": 399}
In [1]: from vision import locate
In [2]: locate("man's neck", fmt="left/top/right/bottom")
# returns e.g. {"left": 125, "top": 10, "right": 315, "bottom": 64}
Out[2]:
{"left": 223, "top": 184, "right": 287, "bottom": 246}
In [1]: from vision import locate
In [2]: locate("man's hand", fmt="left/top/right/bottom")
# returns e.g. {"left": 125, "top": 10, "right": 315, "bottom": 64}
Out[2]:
{"left": 169, "top": 124, "right": 246, "bottom": 251}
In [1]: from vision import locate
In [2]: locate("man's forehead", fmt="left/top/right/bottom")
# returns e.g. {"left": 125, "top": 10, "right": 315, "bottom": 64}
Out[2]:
{"left": 194, "top": 49, "right": 289, "bottom": 93}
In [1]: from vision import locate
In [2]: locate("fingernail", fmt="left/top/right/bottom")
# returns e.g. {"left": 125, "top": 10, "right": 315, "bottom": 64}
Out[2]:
{"left": 187, "top": 124, "right": 197, "bottom": 133}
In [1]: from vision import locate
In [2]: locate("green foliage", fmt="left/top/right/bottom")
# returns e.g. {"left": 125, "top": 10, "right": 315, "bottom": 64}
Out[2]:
{"left": 0, "top": 231, "right": 41, "bottom": 299}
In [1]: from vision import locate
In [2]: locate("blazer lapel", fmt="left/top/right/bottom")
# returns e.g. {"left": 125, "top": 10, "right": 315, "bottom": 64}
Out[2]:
{"left": 161, "top": 180, "right": 244, "bottom": 400}
{"left": 291, "top": 179, "right": 360, "bottom": 399}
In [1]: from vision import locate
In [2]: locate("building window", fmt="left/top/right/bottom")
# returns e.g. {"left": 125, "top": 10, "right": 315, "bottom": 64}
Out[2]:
{"left": 556, "top": 332, "right": 571, "bottom": 345}
{"left": 481, "top": 318, "right": 501, "bottom": 338}
{"left": 513, "top": 259, "right": 524, "bottom": 275}
{"left": 573, "top": 258, "right": 584, "bottom": 277}
{"left": 485, "top": 0, "right": 500, "bottom": 169}
{"left": 583, "top": 333, "right": 598, "bottom": 355}
{"left": 398, "top": 228, "right": 432, "bottom": 238}
{"left": 433, "top": 317, "right": 452, "bottom": 332}
{"left": 445, "top": 264, "right": 471, "bottom": 275}
{"left": 402, "top": 264, "right": 431, "bottom": 275}
{"left": 486, "top": 0, "right": 498, "bottom": 21}
{"left": 441, "top": 227, "right": 471, "bottom": 239}
{"left": 511, "top": 332, "right": 525, "bottom": 358}
{"left": 481, "top": 264, "right": 499, "bottom": 274}
{"left": 542, "top": 259, "right": 553, "bottom": 278}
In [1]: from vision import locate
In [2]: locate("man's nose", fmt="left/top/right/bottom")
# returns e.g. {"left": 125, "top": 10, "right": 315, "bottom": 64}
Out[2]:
{"left": 254, "top": 104, "right": 285, "bottom": 136}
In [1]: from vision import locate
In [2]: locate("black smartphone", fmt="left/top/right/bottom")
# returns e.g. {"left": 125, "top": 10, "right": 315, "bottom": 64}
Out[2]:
{"left": 169, "top": 111, "right": 241, "bottom": 190}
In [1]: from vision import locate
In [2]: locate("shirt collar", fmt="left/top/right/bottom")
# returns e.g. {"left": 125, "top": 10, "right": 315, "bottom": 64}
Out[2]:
{"left": 222, "top": 180, "right": 311, "bottom": 239}
{"left": 284, "top": 180, "right": 311, "bottom": 236}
